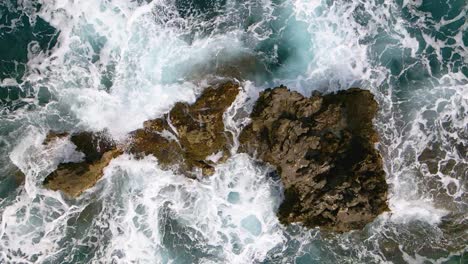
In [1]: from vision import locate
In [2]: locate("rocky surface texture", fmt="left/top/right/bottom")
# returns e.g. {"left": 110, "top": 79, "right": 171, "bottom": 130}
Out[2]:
{"left": 43, "top": 132, "right": 121, "bottom": 197}
{"left": 127, "top": 81, "right": 240, "bottom": 176}
{"left": 41, "top": 82, "right": 388, "bottom": 232}
{"left": 239, "top": 86, "right": 388, "bottom": 232}
{"left": 43, "top": 82, "right": 239, "bottom": 197}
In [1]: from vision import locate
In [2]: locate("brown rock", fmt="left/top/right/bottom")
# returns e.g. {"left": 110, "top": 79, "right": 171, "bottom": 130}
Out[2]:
{"left": 41, "top": 82, "right": 388, "bottom": 234}
{"left": 44, "top": 149, "right": 122, "bottom": 197}
{"left": 70, "top": 131, "right": 117, "bottom": 163}
{"left": 43, "top": 131, "right": 121, "bottom": 197}
{"left": 9, "top": 165, "right": 25, "bottom": 188}
{"left": 43, "top": 131, "right": 68, "bottom": 145}
{"left": 239, "top": 86, "right": 388, "bottom": 232}
{"left": 127, "top": 81, "right": 240, "bottom": 176}
{"left": 42, "top": 81, "right": 240, "bottom": 196}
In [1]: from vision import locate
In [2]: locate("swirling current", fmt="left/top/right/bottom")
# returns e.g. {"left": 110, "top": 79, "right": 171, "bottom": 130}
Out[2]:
{"left": 0, "top": 0, "right": 467, "bottom": 263}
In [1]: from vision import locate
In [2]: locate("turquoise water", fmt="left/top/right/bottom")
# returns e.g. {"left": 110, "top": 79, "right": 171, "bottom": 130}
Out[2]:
{"left": 0, "top": 0, "right": 466, "bottom": 263}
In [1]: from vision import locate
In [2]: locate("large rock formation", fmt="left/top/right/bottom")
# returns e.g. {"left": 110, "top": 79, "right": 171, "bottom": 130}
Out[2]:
{"left": 43, "top": 132, "right": 121, "bottom": 197}
{"left": 41, "top": 82, "right": 388, "bottom": 232}
{"left": 239, "top": 86, "right": 388, "bottom": 232}
{"left": 127, "top": 81, "right": 240, "bottom": 176}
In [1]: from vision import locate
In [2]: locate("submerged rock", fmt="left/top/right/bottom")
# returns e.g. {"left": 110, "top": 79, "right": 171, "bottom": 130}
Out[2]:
{"left": 3, "top": 165, "right": 26, "bottom": 194}
{"left": 43, "top": 131, "right": 69, "bottom": 145}
{"left": 239, "top": 86, "right": 388, "bottom": 232}
{"left": 128, "top": 81, "right": 240, "bottom": 176}
{"left": 186, "top": 55, "right": 268, "bottom": 83}
{"left": 43, "top": 131, "right": 121, "bottom": 197}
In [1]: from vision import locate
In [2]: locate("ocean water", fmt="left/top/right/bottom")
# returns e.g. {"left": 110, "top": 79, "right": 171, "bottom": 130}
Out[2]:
{"left": 0, "top": 0, "right": 466, "bottom": 263}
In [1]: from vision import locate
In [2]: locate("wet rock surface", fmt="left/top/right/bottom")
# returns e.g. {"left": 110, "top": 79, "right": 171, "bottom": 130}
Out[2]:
{"left": 43, "top": 82, "right": 240, "bottom": 197}
{"left": 41, "top": 82, "right": 388, "bottom": 232}
{"left": 127, "top": 81, "right": 240, "bottom": 176}
{"left": 43, "top": 131, "right": 121, "bottom": 197}
{"left": 239, "top": 86, "right": 388, "bottom": 232}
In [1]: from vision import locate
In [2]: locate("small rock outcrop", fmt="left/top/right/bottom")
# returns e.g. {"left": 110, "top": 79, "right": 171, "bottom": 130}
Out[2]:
{"left": 127, "top": 81, "right": 240, "bottom": 176}
{"left": 239, "top": 86, "right": 388, "bottom": 232}
{"left": 43, "top": 132, "right": 121, "bottom": 197}
{"left": 43, "top": 82, "right": 240, "bottom": 197}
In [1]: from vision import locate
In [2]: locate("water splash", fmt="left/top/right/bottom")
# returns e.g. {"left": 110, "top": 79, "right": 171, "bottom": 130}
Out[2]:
{"left": 0, "top": 0, "right": 466, "bottom": 263}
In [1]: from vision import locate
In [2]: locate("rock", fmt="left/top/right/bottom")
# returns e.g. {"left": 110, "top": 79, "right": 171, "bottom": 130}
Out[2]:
{"left": 239, "top": 86, "right": 388, "bottom": 232}
{"left": 70, "top": 131, "right": 117, "bottom": 163}
{"left": 11, "top": 165, "right": 25, "bottom": 187}
{"left": 43, "top": 131, "right": 69, "bottom": 145}
{"left": 41, "top": 82, "right": 388, "bottom": 233}
{"left": 43, "top": 131, "right": 121, "bottom": 197}
{"left": 42, "top": 82, "right": 240, "bottom": 196}
{"left": 127, "top": 81, "right": 240, "bottom": 176}
{"left": 13, "top": 167, "right": 25, "bottom": 186}
{"left": 186, "top": 55, "right": 268, "bottom": 82}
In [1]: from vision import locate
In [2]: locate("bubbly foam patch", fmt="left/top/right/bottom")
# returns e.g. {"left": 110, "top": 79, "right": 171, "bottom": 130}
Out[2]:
{"left": 80, "top": 154, "right": 284, "bottom": 263}
{"left": 0, "top": 0, "right": 466, "bottom": 262}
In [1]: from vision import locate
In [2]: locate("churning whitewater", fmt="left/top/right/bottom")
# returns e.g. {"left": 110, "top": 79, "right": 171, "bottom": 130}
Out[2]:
{"left": 0, "top": 0, "right": 466, "bottom": 263}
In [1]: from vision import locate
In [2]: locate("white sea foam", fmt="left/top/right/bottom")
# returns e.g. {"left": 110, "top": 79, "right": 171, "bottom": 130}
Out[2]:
{"left": 1, "top": 0, "right": 466, "bottom": 262}
{"left": 79, "top": 154, "right": 285, "bottom": 263}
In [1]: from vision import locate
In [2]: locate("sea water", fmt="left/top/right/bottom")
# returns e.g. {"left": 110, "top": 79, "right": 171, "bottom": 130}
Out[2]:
{"left": 0, "top": 0, "right": 466, "bottom": 263}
